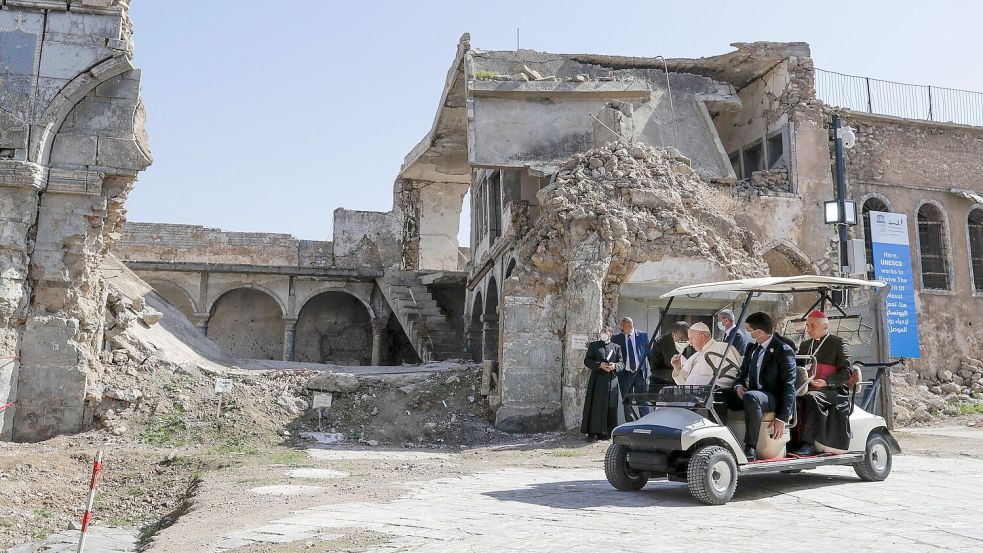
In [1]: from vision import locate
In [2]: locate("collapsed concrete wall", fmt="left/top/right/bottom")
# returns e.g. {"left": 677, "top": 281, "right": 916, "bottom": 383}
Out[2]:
{"left": 496, "top": 142, "right": 767, "bottom": 430}
{"left": 0, "top": 1, "right": 151, "bottom": 441}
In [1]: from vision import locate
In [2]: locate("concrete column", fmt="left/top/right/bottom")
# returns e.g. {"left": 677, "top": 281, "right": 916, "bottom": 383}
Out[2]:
{"left": 192, "top": 312, "right": 211, "bottom": 335}
{"left": 282, "top": 317, "right": 298, "bottom": 362}
{"left": 370, "top": 318, "right": 386, "bottom": 366}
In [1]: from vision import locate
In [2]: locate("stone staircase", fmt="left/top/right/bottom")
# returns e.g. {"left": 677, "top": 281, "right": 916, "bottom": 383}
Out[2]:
{"left": 377, "top": 272, "right": 467, "bottom": 362}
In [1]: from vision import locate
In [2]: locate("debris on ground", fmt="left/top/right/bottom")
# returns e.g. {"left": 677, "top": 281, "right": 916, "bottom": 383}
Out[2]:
{"left": 891, "top": 358, "right": 983, "bottom": 426}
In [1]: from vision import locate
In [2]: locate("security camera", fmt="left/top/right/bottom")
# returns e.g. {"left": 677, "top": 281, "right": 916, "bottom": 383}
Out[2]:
{"left": 838, "top": 126, "right": 857, "bottom": 149}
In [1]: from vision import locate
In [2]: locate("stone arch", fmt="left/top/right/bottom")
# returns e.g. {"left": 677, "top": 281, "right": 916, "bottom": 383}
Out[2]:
{"left": 967, "top": 204, "right": 983, "bottom": 294}
{"left": 860, "top": 195, "right": 892, "bottom": 279}
{"left": 294, "top": 287, "right": 375, "bottom": 320}
{"left": 484, "top": 277, "right": 500, "bottom": 362}
{"left": 915, "top": 199, "right": 953, "bottom": 291}
{"left": 208, "top": 287, "right": 284, "bottom": 360}
{"left": 505, "top": 257, "right": 517, "bottom": 279}
{"left": 205, "top": 282, "right": 287, "bottom": 317}
{"left": 760, "top": 240, "right": 816, "bottom": 276}
{"left": 761, "top": 241, "right": 815, "bottom": 313}
{"left": 31, "top": 56, "right": 135, "bottom": 165}
{"left": 146, "top": 279, "right": 197, "bottom": 322}
{"left": 294, "top": 291, "right": 374, "bottom": 366}
{"left": 467, "top": 291, "right": 483, "bottom": 363}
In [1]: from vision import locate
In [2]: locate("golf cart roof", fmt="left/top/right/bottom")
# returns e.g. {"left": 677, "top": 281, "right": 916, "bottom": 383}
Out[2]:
{"left": 659, "top": 275, "right": 886, "bottom": 298}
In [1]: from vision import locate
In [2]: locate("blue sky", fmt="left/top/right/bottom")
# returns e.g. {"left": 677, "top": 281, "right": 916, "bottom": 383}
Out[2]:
{"left": 126, "top": 0, "right": 983, "bottom": 243}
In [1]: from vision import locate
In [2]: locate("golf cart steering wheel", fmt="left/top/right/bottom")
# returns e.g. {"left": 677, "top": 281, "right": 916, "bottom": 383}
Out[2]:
{"left": 702, "top": 350, "right": 741, "bottom": 379}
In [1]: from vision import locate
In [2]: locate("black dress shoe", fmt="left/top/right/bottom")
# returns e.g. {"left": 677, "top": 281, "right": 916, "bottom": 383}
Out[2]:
{"left": 792, "top": 443, "right": 817, "bottom": 457}
{"left": 743, "top": 445, "right": 757, "bottom": 461}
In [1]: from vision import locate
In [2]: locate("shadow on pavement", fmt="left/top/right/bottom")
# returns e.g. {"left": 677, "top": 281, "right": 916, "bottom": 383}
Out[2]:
{"left": 483, "top": 471, "right": 861, "bottom": 508}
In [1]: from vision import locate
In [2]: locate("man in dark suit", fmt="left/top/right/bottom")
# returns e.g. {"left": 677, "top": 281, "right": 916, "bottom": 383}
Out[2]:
{"left": 716, "top": 309, "right": 747, "bottom": 355}
{"left": 612, "top": 317, "right": 650, "bottom": 419}
{"left": 648, "top": 321, "right": 695, "bottom": 392}
{"left": 732, "top": 312, "right": 797, "bottom": 461}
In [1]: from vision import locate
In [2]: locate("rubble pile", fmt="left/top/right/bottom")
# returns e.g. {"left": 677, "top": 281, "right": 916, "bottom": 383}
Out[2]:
{"left": 892, "top": 357, "right": 983, "bottom": 425}
{"left": 732, "top": 168, "right": 791, "bottom": 197}
{"left": 510, "top": 141, "right": 768, "bottom": 316}
{"left": 305, "top": 365, "right": 498, "bottom": 445}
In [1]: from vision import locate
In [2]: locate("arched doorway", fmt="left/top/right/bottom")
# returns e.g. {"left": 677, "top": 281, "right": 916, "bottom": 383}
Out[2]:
{"left": 208, "top": 288, "right": 284, "bottom": 360}
{"left": 467, "top": 292, "right": 483, "bottom": 362}
{"left": 148, "top": 280, "right": 196, "bottom": 323}
{"left": 762, "top": 244, "right": 815, "bottom": 314}
{"left": 294, "top": 291, "right": 373, "bottom": 366}
{"left": 861, "top": 197, "right": 890, "bottom": 280}
{"left": 483, "top": 278, "right": 500, "bottom": 362}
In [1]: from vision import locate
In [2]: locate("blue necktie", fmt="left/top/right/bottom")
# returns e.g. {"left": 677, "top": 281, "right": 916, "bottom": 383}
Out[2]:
{"left": 627, "top": 334, "right": 636, "bottom": 372}
{"left": 751, "top": 346, "right": 763, "bottom": 389}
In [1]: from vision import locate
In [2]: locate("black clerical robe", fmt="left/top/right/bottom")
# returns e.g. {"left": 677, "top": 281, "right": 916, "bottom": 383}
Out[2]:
{"left": 797, "top": 333, "right": 853, "bottom": 450}
{"left": 581, "top": 340, "right": 626, "bottom": 436}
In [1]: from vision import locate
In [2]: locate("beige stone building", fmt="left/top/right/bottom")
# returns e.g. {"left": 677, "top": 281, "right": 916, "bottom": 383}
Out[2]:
{"left": 5, "top": 17, "right": 982, "bottom": 441}
{"left": 117, "top": 37, "right": 983, "bottom": 433}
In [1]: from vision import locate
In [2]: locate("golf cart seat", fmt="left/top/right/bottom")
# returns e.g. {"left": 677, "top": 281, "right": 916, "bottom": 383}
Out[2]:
{"left": 725, "top": 410, "right": 791, "bottom": 460}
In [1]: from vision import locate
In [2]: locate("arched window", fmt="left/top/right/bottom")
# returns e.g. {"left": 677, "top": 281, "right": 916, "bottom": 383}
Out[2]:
{"left": 861, "top": 198, "right": 889, "bottom": 280}
{"left": 917, "top": 203, "right": 951, "bottom": 291}
{"left": 969, "top": 208, "right": 983, "bottom": 293}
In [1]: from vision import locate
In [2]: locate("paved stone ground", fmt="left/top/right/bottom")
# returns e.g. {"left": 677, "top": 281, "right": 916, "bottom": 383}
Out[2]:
{"left": 215, "top": 455, "right": 983, "bottom": 552}
{"left": 7, "top": 527, "right": 138, "bottom": 553}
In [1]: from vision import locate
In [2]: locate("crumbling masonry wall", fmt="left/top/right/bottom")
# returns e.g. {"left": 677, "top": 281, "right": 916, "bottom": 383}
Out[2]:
{"left": 496, "top": 142, "right": 767, "bottom": 430}
{"left": 0, "top": 1, "right": 151, "bottom": 441}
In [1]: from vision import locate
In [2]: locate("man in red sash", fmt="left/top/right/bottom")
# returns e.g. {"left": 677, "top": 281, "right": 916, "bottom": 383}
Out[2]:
{"left": 792, "top": 311, "right": 853, "bottom": 455}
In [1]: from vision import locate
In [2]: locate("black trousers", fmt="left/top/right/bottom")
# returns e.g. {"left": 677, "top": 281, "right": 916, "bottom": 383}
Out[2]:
{"left": 740, "top": 390, "right": 777, "bottom": 447}
{"left": 617, "top": 370, "right": 649, "bottom": 419}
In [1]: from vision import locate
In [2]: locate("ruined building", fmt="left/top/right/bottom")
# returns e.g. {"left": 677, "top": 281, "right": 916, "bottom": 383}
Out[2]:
{"left": 0, "top": 1, "right": 151, "bottom": 440}
{"left": 5, "top": 25, "right": 983, "bottom": 440}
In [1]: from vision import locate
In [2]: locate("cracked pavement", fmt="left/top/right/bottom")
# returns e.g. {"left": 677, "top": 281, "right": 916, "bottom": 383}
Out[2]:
{"left": 214, "top": 454, "right": 983, "bottom": 552}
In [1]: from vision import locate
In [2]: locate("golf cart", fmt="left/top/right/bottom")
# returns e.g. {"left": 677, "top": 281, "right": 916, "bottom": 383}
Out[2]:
{"left": 605, "top": 275, "right": 902, "bottom": 505}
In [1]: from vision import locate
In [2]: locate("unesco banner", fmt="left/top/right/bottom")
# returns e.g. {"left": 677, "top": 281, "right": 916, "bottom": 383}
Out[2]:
{"left": 869, "top": 211, "right": 921, "bottom": 358}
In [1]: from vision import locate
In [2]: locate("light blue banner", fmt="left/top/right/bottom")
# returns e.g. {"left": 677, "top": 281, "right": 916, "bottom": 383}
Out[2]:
{"left": 869, "top": 211, "right": 920, "bottom": 358}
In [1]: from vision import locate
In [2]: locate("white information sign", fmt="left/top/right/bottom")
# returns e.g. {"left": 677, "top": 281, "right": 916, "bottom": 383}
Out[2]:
{"left": 569, "top": 334, "right": 589, "bottom": 350}
{"left": 312, "top": 392, "right": 333, "bottom": 409}
{"left": 214, "top": 378, "right": 234, "bottom": 394}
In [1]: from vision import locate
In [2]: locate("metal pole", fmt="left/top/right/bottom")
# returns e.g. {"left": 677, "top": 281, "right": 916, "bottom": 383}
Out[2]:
{"left": 833, "top": 114, "right": 849, "bottom": 273}
{"left": 77, "top": 450, "right": 104, "bottom": 553}
{"left": 865, "top": 77, "right": 872, "bottom": 113}
{"left": 703, "top": 292, "right": 755, "bottom": 417}
{"left": 927, "top": 85, "right": 933, "bottom": 121}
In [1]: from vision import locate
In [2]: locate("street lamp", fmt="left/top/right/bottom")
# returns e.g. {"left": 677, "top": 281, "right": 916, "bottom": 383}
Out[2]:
{"left": 823, "top": 199, "right": 858, "bottom": 225}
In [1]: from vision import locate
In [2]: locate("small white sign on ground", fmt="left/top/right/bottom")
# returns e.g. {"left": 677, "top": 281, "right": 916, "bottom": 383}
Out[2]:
{"left": 312, "top": 392, "right": 333, "bottom": 409}
{"left": 214, "top": 378, "right": 234, "bottom": 394}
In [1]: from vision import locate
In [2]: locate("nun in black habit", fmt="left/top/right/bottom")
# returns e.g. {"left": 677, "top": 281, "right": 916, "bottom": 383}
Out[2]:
{"left": 581, "top": 325, "right": 627, "bottom": 440}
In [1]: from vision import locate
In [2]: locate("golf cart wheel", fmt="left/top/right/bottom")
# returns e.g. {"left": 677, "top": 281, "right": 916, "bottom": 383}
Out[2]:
{"left": 604, "top": 444, "right": 648, "bottom": 491}
{"left": 687, "top": 445, "right": 738, "bottom": 505}
{"left": 854, "top": 433, "right": 892, "bottom": 481}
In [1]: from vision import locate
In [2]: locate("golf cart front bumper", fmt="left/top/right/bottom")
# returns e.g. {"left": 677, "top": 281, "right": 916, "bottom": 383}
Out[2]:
{"left": 612, "top": 423, "right": 683, "bottom": 451}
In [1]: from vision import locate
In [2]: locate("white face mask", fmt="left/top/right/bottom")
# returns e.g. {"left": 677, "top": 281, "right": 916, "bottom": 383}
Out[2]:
{"left": 674, "top": 341, "right": 689, "bottom": 353}
{"left": 716, "top": 321, "right": 727, "bottom": 332}
{"left": 599, "top": 332, "right": 612, "bottom": 343}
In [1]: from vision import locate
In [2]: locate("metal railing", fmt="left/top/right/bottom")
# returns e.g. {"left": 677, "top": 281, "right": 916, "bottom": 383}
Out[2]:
{"left": 816, "top": 68, "right": 983, "bottom": 127}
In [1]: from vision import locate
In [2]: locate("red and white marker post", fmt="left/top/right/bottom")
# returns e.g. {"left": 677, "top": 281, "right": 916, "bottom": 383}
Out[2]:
{"left": 77, "top": 450, "right": 104, "bottom": 553}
